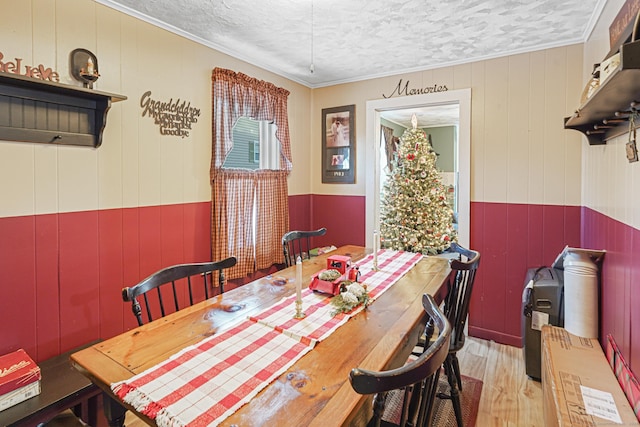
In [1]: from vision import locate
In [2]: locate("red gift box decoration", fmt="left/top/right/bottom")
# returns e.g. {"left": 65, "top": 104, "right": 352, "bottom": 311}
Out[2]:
{"left": 0, "top": 348, "right": 41, "bottom": 411}
{"left": 0, "top": 349, "right": 40, "bottom": 397}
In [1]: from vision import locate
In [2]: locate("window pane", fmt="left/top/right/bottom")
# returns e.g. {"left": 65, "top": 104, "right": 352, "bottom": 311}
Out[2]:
{"left": 224, "top": 117, "right": 261, "bottom": 170}
{"left": 223, "top": 117, "right": 280, "bottom": 170}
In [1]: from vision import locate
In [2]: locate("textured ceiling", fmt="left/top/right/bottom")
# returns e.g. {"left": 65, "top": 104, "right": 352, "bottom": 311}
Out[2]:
{"left": 98, "top": 0, "right": 604, "bottom": 88}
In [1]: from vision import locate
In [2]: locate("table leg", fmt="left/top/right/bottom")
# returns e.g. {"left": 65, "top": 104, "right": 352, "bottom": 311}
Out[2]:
{"left": 87, "top": 394, "right": 100, "bottom": 427}
{"left": 102, "top": 392, "right": 127, "bottom": 427}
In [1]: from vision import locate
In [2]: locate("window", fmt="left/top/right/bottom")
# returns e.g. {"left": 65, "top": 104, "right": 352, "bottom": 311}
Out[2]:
{"left": 223, "top": 117, "right": 280, "bottom": 170}
{"left": 211, "top": 68, "right": 291, "bottom": 279}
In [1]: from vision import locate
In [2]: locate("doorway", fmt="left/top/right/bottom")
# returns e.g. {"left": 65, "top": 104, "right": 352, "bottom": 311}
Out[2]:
{"left": 365, "top": 88, "right": 471, "bottom": 251}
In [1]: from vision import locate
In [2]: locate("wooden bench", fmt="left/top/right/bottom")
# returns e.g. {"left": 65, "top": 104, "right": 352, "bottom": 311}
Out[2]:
{"left": 0, "top": 342, "right": 102, "bottom": 427}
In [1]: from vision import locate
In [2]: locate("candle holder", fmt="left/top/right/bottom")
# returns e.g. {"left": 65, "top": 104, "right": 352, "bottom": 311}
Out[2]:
{"left": 372, "top": 230, "right": 380, "bottom": 271}
{"left": 293, "top": 255, "right": 305, "bottom": 319}
{"left": 70, "top": 48, "right": 100, "bottom": 89}
{"left": 78, "top": 71, "right": 100, "bottom": 88}
{"left": 294, "top": 299, "right": 306, "bottom": 319}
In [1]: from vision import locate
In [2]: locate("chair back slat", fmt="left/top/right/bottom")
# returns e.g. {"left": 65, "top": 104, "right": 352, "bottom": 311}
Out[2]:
{"left": 350, "top": 294, "right": 451, "bottom": 426}
{"left": 187, "top": 276, "right": 194, "bottom": 306}
{"left": 171, "top": 281, "right": 180, "bottom": 312}
{"left": 202, "top": 273, "right": 209, "bottom": 301}
{"left": 282, "top": 227, "right": 327, "bottom": 267}
{"left": 122, "top": 257, "right": 237, "bottom": 326}
{"left": 143, "top": 293, "right": 152, "bottom": 323}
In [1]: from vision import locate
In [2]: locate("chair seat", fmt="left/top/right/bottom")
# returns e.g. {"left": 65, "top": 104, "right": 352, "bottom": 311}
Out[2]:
{"left": 350, "top": 294, "right": 452, "bottom": 427}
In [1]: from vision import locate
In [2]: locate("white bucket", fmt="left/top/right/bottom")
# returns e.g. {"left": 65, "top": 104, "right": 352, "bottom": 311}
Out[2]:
{"left": 563, "top": 251, "right": 599, "bottom": 338}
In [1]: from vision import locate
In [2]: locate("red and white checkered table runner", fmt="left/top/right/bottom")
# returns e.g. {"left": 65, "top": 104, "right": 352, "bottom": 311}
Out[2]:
{"left": 249, "top": 249, "right": 423, "bottom": 345}
{"left": 112, "top": 320, "right": 313, "bottom": 426}
{"left": 111, "top": 250, "right": 422, "bottom": 426}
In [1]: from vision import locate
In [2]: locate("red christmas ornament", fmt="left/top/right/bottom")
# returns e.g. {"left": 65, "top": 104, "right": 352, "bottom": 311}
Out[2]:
{"left": 407, "top": 153, "right": 415, "bottom": 160}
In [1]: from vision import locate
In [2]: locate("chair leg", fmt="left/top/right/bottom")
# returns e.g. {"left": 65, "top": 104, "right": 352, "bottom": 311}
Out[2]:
{"left": 450, "top": 382, "right": 463, "bottom": 427}
{"left": 438, "top": 357, "right": 464, "bottom": 427}
{"left": 452, "top": 353, "right": 463, "bottom": 391}
{"left": 406, "top": 381, "right": 424, "bottom": 427}
{"left": 422, "top": 369, "right": 441, "bottom": 427}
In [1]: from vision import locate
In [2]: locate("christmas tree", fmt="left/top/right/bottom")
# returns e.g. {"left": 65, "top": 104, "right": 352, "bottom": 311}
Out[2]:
{"left": 380, "top": 116, "right": 457, "bottom": 254}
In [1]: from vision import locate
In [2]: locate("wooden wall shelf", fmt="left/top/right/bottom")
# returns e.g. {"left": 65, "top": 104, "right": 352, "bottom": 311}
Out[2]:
{"left": 0, "top": 73, "right": 126, "bottom": 148}
{"left": 564, "top": 39, "right": 640, "bottom": 145}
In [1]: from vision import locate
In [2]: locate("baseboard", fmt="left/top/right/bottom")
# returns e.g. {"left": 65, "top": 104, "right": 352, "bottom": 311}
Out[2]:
{"left": 469, "top": 326, "right": 522, "bottom": 348}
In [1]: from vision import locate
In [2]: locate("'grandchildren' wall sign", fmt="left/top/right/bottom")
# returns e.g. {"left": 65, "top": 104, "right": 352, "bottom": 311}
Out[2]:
{"left": 382, "top": 79, "right": 448, "bottom": 99}
{"left": 140, "top": 91, "right": 201, "bottom": 138}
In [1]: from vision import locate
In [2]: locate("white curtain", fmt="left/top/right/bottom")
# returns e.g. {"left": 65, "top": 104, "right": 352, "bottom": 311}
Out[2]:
{"left": 259, "top": 121, "right": 280, "bottom": 170}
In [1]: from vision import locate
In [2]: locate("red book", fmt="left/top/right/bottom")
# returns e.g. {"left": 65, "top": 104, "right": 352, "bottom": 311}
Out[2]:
{"left": 0, "top": 349, "right": 40, "bottom": 397}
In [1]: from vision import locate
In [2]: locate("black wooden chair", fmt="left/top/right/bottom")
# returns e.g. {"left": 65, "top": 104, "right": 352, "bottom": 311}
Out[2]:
{"left": 122, "top": 258, "right": 237, "bottom": 326}
{"left": 281, "top": 227, "right": 327, "bottom": 267}
{"left": 350, "top": 294, "right": 452, "bottom": 427}
{"left": 433, "top": 242, "right": 481, "bottom": 427}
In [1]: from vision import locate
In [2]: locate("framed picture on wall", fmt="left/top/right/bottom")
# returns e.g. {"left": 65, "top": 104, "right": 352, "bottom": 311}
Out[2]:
{"left": 322, "top": 105, "right": 355, "bottom": 183}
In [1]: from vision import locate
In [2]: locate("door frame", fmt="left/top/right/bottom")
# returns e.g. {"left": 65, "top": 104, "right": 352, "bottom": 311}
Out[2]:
{"left": 365, "top": 88, "right": 471, "bottom": 250}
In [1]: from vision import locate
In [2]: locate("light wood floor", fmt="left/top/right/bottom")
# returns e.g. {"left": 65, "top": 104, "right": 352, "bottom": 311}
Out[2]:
{"left": 457, "top": 337, "right": 544, "bottom": 427}
{"left": 121, "top": 336, "right": 543, "bottom": 427}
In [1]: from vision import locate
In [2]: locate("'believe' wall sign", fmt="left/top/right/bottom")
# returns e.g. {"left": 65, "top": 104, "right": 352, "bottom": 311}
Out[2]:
{"left": 140, "top": 91, "right": 201, "bottom": 138}
{"left": 0, "top": 51, "right": 60, "bottom": 82}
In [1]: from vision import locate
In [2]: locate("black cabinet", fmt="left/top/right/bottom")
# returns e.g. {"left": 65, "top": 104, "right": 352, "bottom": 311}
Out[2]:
{"left": 564, "top": 39, "right": 640, "bottom": 145}
{"left": 0, "top": 73, "right": 126, "bottom": 148}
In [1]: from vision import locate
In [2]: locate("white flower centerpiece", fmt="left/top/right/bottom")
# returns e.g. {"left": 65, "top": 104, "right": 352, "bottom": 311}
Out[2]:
{"left": 330, "top": 281, "right": 370, "bottom": 316}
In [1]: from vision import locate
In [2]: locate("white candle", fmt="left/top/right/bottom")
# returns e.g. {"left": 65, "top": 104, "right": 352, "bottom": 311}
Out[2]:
{"left": 86, "top": 57, "right": 94, "bottom": 75}
{"left": 296, "top": 256, "right": 302, "bottom": 302}
{"left": 373, "top": 230, "right": 379, "bottom": 266}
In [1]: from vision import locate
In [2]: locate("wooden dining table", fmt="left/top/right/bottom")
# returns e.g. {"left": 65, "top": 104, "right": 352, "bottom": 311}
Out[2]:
{"left": 70, "top": 245, "right": 452, "bottom": 427}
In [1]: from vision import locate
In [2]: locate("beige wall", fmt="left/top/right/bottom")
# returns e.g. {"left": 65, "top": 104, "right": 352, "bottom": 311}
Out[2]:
{"left": 0, "top": 0, "right": 312, "bottom": 218}
{"left": 582, "top": 0, "right": 640, "bottom": 230}
{"left": 2, "top": 0, "right": 593, "bottom": 220}
{"left": 312, "top": 46, "right": 584, "bottom": 206}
